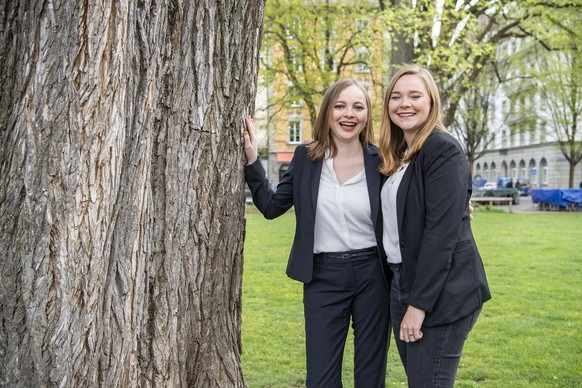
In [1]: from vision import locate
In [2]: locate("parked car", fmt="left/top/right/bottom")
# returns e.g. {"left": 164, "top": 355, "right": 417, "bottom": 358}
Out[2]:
{"left": 482, "top": 182, "right": 497, "bottom": 190}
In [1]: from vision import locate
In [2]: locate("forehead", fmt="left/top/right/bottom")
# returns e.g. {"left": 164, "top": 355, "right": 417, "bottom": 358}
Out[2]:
{"left": 336, "top": 84, "right": 367, "bottom": 102}
{"left": 392, "top": 74, "right": 428, "bottom": 93}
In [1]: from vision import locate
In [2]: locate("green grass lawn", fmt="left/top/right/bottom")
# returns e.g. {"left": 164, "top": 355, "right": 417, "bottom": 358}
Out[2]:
{"left": 241, "top": 207, "right": 582, "bottom": 387}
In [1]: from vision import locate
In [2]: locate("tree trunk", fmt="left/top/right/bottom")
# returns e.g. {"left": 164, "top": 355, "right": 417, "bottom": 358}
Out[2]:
{"left": 0, "top": 1, "right": 264, "bottom": 387}
{"left": 389, "top": 0, "right": 416, "bottom": 73}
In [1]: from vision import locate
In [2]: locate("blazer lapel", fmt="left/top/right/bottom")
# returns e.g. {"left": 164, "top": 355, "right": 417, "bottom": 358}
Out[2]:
{"left": 397, "top": 155, "right": 416, "bottom": 229}
{"left": 310, "top": 158, "right": 323, "bottom": 215}
{"left": 364, "top": 146, "right": 381, "bottom": 231}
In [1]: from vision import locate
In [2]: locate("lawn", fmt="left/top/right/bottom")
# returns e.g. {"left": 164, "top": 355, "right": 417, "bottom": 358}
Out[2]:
{"left": 241, "top": 207, "right": 582, "bottom": 387}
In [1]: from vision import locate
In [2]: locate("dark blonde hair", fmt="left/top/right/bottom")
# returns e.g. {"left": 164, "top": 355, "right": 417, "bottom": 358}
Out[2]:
{"left": 379, "top": 65, "right": 447, "bottom": 175}
{"left": 307, "top": 78, "right": 375, "bottom": 161}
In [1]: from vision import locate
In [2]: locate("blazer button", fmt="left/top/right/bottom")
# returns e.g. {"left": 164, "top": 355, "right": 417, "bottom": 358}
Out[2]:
{"left": 400, "top": 241, "right": 406, "bottom": 248}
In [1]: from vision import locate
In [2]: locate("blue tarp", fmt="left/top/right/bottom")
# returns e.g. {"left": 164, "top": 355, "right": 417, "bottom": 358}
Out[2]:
{"left": 531, "top": 189, "right": 582, "bottom": 208}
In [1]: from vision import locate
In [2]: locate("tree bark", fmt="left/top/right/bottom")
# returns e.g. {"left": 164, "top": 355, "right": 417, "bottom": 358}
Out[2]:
{"left": 388, "top": 0, "right": 415, "bottom": 73}
{"left": 0, "top": 1, "right": 264, "bottom": 387}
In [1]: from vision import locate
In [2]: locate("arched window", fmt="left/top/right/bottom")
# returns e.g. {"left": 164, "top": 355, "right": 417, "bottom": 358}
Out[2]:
{"left": 529, "top": 159, "right": 537, "bottom": 186}
{"left": 483, "top": 163, "right": 489, "bottom": 181}
{"left": 519, "top": 160, "right": 526, "bottom": 181}
{"left": 491, "top": 162, "right": 497, "bottom": 181}
{"left": 510, "top": 160, "right": 517, "bottom": 179}
{"left": 501, "top": 161, "right": 508, "bottom": 177}
{"left": 540, "top": 158, "right": 548, "bottom": 186}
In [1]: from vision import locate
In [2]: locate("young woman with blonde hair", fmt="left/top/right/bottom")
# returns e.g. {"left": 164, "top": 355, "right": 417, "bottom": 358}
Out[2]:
{"left": 379, "top": 65, "right": 491, "bottom": 387}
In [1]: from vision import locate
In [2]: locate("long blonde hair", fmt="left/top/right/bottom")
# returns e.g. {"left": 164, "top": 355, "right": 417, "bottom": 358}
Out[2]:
{"left": 379, "top": 65, "right": 447, "bottom": 175}
{"left": 307, "top": 78, "right": 375, "bottom": 161}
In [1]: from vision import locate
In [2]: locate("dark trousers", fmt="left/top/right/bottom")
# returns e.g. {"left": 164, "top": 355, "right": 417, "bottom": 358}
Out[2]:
{"left": 389, "top": 264, "right": 481, "bottom": 388}
{"left": 303, "top": 249, "right": 390, "bottom": 388}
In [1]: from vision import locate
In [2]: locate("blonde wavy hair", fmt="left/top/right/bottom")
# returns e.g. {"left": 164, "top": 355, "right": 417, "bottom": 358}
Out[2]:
{"left": 379, "top": 65, "right": 447, "bottom": 175}
{"left": 307, "top": 78, "right": 375, "bottom": 161}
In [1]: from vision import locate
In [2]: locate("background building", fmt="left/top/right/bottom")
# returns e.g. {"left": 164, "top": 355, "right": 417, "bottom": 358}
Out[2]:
{"left": 252, "top": 3, "right": 582, "bottom": 189}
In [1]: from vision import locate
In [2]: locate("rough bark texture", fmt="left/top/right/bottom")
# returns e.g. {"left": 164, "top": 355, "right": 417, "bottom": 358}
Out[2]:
{"left": 0, "top": 1, "right": 264, "bottom": 386}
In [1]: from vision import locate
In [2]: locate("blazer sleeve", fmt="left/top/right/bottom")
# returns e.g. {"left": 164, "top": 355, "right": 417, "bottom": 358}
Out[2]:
{"left": 244, "top": 149, "right": 299, "bottom": 219}
{"left": 408, "top": 134, "right": 471, "bottom": 312}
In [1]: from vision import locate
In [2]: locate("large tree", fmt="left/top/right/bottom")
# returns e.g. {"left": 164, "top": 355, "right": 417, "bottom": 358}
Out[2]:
{"left": 535, "top": 19, "right": 582, "bottom": 188}
{"left": 0, "top": 1, "right": 264, "bottom": 386}
{"left": 260, "top": 0, "right": 387, "bottom": 128}
{"left": 381, "top": 0, "right": 581, "bottom": 124}
{"left": 448, "top": 65, "right": 501, "bottom": 174}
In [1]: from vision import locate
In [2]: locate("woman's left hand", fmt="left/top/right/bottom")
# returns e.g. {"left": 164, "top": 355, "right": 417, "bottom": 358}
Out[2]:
{"left": 400, "top": 305, "right": 426, "bottom": 342}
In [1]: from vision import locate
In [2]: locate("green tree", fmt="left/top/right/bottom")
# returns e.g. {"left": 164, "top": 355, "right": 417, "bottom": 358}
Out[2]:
{"left": 449, "top": 65, "right": 501, "bottom": 174}
{"left": 260, "top": 0, "right": 581, "bottom": 166}
{"left": 379, "top": 0, "right": 581, "bottom": 167}
{"left": 534, "top": 15, "right": 582, "bottom": 187}
{"left": 381, "top": 0, "right": 581, "bottom": 125}
{"left": 260, "top": 0, "right": 386, "bottom": 128}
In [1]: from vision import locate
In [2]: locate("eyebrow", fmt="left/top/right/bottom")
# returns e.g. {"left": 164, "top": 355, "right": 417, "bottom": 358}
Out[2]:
{"left": 391, "top": 90, "right": 424, "bottom": 94}
{"left": 335, "top": 100, "right": 366, "bottom": 104}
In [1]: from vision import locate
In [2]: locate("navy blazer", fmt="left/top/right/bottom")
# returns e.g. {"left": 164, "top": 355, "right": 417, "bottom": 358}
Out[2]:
{"left": 245, "top": 144, "right": 389, "bottom": 285}
{"left": 395, "top": 131, "right": 491, "bottom": 327}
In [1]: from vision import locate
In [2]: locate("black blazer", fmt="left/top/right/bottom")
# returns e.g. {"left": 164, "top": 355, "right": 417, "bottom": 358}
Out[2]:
{"left": 395, "top": 131, "right": 491, "bottom": 327}
{"left": 245, "top": 144, "right": 389, "bottom": 285}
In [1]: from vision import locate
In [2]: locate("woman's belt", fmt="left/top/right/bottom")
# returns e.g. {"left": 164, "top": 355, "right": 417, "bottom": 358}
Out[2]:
{"left": 314, "top": 246, "right": 378, "bottom": 261}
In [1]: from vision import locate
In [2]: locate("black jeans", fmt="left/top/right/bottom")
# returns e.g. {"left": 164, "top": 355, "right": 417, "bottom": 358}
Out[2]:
{"left": 303, "top": 248, "right": 390, "bottom": 388}
{"left": 389, "top": 263, "right": 481, "bottom": 388}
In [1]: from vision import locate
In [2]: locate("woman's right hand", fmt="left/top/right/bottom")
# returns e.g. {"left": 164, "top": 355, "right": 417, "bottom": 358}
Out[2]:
{"left": 243, "top": 115, "right": 258, "bottom": 165}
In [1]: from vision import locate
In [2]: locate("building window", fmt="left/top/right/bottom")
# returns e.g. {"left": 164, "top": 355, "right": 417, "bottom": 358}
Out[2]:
{"left": 540, "top": 158, "right": 548, "bottom": 185}
{"left": 491, "top": 162, "right": 497, "bottom": 181}
{"left": 287, "top": 86, "right": 302, "bottom": 107}
{"left": 531, "top": 126, "right": 538, "bottom": 143}
{"left": 529, "top": 159, "right": 537, "bottom": 186}
{"left": 289, "top": 47, "right": 303, "bottom": 73}
{"left": 285, "top": 18, "right": 302, "bottom": 39}
{"left": 355, "top": 18, "right": 368, "bottom": 32}
{"left": 358, "top": 79, "right": 372, "bottom": 98}
{"left": 355, "top": 46, "right": 370, "bottom": 74}
{"left": 539, "top": 121, "right": 547, "bottom": 142}
{"left": 288, "top": 118, "right": 302, "bottom": 144}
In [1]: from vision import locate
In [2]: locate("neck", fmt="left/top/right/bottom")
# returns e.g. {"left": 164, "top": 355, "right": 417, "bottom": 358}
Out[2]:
{"left": 334, "top": 140, "right": 363, "bottom": 158}
{"left": 403, "top": 133, "right": 414, "bottom": 148}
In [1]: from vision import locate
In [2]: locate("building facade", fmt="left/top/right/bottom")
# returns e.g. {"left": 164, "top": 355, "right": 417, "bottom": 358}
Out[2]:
{"left": 254, "top": 5, "right": 582, "bottom": 189}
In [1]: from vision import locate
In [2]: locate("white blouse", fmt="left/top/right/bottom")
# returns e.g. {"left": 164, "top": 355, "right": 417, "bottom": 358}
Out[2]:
{"left": 381, "top": 163, "right": 409, "bottom": 263}
{"left": 313, "top": 156, "right": 377, "bottom": 253}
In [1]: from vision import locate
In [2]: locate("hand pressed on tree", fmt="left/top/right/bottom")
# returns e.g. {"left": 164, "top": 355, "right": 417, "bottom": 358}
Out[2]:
{"left": 243, "top": 115, "right": 259, "bottom": 165}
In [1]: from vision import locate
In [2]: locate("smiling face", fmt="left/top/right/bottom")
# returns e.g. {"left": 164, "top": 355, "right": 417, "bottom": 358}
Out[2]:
{"left": 388, "top": 74, "right": 431, "bottom": 144}
{"left": 329, "top": 84, "right": 368, "bottom": 145}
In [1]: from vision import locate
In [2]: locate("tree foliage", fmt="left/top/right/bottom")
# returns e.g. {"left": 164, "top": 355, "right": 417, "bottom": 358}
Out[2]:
{"left": 260, "top": 0, "right": 386, "bottom": 128}
{"left": 532, "top": 11, "right": 582, "bottom": 187}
